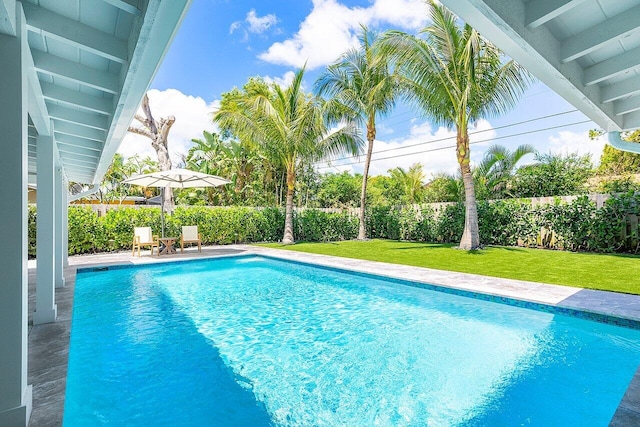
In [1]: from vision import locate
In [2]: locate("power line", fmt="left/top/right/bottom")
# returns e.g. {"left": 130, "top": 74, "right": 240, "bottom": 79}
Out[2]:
{"left": 317, "top": 109, "right": 581, "bottom": 166}
{"left": 318, "top": 119, "right": 591, "bottom": 170}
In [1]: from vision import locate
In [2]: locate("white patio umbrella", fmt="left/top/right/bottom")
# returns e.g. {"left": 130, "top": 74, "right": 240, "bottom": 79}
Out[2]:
{"left": 123, "top": 168, "right": 230, "bottom": 237}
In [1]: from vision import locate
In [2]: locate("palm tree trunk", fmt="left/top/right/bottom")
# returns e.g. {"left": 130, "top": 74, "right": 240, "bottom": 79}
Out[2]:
{"left": 282, "top": 166, "right": 296, "bottom": 244}
{"left": 358, "top": 121, "right": 376, "bottom": 240}
{"left": 457, "top": 129, "right": 480, "bottom": 250}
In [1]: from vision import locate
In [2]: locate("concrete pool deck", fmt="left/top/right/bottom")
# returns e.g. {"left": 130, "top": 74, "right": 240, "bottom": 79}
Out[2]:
{"left": 27, "top": 245, "right": 640, "bottom": 426}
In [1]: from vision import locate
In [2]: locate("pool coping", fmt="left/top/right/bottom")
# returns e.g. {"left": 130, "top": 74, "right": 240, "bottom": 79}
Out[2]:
{"left": 27, "top": 244, "right": 640, "bottom": 425}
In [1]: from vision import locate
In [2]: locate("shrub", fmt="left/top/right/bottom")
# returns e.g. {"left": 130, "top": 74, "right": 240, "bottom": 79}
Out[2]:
{"left": 27, "top": 193, "right": 640, "bottom": 257}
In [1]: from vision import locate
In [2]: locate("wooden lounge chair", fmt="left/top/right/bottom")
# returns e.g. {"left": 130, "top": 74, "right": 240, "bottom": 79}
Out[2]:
{"left": 132, "top": 227, "right": 159, "bottom": 257}
{"left": 180, "top": 225, "right": 201, "bottom": 253}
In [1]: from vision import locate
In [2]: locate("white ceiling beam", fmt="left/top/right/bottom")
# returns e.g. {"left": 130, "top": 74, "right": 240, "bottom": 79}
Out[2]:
{"left": 525, "top": 0, "right": 585, "bottom": 29}
{"left": 65, "top": 169, "right": 95, "bottom": 178}
{"left": 584, "top": 46, "right": 640, "bottom": 86}
{"left": 613, "top": 96, "right": 640, "bottom": 116}
{"left": 102, "top": 0, "right": 142, "bottom": 16}
{"left": 55, "top": 133, "right": 103, "bottom": 152}
{"left": 57, "top": 142, "right": 101, "bottom": 159}
{"left": 32, "top": 50, "right": 120, "bottom": 94}
{"left": 601, "top": 75, "right": 640, "bottom": 103}
{"left": 47, "top": 104, "right": 109, "bottom": 131}
{"left": 58, "top": 150, "right": 101, "bottom": 164}
{"left": 0, "top": 0, "right": 16, "bottom": 36}
{"left": 623, "top": 110, "right": 640, "bottom": 130}
{"left": 58, "top": 160, "right": 96, "bottom": 172}
{"left": 41, "top": 82, "right": 113, "bottom": 115}
{"left": 440, "top": 0, "right": 621, "bottom": 131}
{"left": 24, "top": 37, "right": 50, "bottom": 135}
{"left": 54, "top": 121, "right": 107, "bottom": 142}
{"left": 22, "top": 2, "right": 128, "bottom": 64}
{"left": 28, "top": 125, "right": 38, "bottom": 138}
{"left": 94, "top": 0, "right": 192, "bottom": 183}
{"left": 60, "top": 158, "right": 96, "bottom": 170}
{"left": 561, "top": 4, "right": 640, "bottom": 63}
{"left": 60, "top": 155, "right": 99, "bottom": 168}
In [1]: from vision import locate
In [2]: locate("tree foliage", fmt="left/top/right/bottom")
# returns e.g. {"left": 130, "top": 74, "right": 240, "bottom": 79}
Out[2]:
{"left": 379, "top": 1, "right": 533, "bottom": 249}
{"left": 316, "top": 25, "right": 400, "bottom": 239}
{"left": 509, "top": 152, "right": 593, "bottom": 197}
{"left": 213, "top": 68, "right": 363, "bottom": 243}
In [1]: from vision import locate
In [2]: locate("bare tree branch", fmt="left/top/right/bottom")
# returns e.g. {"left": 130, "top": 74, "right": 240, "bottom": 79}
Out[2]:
{"left": 127, "top": 126, "right": 154, "bottom": 140}
{"left": 140, "top": 93, "right": 158, "bottom": 135}
{"left": 132, "top": 114, "right": 147, "bottom": 125}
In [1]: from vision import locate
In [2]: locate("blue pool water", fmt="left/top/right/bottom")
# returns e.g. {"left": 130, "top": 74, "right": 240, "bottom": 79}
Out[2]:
{"left": 64, "top": 256, "right": 640, "bottom": 426}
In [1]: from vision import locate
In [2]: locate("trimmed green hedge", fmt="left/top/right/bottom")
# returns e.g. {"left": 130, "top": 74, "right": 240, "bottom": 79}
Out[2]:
{"left": 365, "top": 192, "right": 639, "bottom": 253}
{"left": 28, "top": 192, "right": 639, "bottom": 256}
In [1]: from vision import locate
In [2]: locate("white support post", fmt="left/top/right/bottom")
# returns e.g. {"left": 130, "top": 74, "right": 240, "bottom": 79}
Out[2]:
{"left": 62, "top": 176, "right": 69, "bottom": 267}
{"left": 54, "top": 158, "right": 65, "bottom": 288}
{"left": 0, "top": 2, "right": 32, "bottom": 425}
{"left": 33, "top": 126, "right": 57, "bottom": 323}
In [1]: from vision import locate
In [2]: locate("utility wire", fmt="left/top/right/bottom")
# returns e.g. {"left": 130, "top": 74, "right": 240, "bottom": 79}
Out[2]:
{"left": 317, "top": 109, "right": 581, "bottom": 166}
{"left": 318, "top": 119, "right": 591, "bottom": 170}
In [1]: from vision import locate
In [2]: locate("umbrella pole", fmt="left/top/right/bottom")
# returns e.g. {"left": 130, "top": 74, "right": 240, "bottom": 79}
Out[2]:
{"left": 161, "top": 187, "right": 165, "bottom": 238}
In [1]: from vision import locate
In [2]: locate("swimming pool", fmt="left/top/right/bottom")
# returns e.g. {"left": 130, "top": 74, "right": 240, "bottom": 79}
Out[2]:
{"left": 64, "top": 255, "right": 640, "bottom": 426}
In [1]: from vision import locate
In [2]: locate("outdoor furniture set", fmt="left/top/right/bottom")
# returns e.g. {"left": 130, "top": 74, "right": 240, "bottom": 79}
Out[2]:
{"left": 132, "top": 225, "right": 202, "bottom": 257}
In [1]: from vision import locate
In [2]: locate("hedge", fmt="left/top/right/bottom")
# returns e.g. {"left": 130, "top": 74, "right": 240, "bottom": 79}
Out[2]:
{"left": 27, "top": 192, "right": 639, "bottom": 256}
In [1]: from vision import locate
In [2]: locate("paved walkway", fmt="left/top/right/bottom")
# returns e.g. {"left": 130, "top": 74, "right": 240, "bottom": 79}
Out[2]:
{"left": 27, "top": 245, "right": 640, "bottom": 426}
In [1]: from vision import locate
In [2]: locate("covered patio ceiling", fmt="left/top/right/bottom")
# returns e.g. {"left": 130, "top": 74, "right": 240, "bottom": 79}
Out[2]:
{"left": 440, "top": 0, "right": 640, "bottom": 135}
{"left": 0, "top": 0, "right": 191, "bottom": 185}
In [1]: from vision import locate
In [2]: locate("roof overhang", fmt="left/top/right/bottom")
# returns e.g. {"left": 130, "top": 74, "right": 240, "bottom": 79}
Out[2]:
{"left": 440, "top": 0, "right": 640, "bottom": 133}
{"left": 1, "top": 0, "right": 191, "bottom": 184}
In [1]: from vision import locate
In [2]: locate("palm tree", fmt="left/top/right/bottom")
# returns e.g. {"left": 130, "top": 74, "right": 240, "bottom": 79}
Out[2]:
{"left": 214, "top": 68, "right": 363, "bottom": 243}
{"left": 475, "top": 144, "right": 536, "bottom": 198}
{"left": 187, "top": 131, "right": 226, "bottom": 176}
{"left": 380, "top": 1, "right": 532, "bottom": 249}
{"left": 389, "top": 163, "right": 427, "bottom": 204}
{"left": 315, "top": 25, "right": 399, "bottom": 240}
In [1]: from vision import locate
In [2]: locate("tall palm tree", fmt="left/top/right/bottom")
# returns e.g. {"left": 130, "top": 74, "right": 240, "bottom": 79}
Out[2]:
{"left": 315, "top": 26, "right": 399, "bottom": 240}
{"left": 381, "top": 1, "right": 532, "bottom": 249}
{"left": 475, "top": 144, "right": 536, "bottom": 198}
{"left": 214, "top": 68, "right": 363, "bottom": 243}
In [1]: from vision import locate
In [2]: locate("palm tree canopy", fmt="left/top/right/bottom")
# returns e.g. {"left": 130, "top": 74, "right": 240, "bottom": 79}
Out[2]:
{"left": 475, "top": 143, "right": 536, "bottom": 197}
{"left": 315, "top": 25, "right": 398, "bottom": 129}
{"left": 476, "top": 144, "right": 537, "bottom": 179}
{"left": 379, "top": 1, "right": 533, "bottom": 130}
{"left": 214, "top": 68, "right": 363, "bottom": 173}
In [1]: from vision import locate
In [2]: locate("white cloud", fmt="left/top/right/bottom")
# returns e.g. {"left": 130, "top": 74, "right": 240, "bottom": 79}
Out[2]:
{"left": 230, "top": 9, "right": 278, "bottom": 40}
{"left": 246, "top": 9, "right": 278, "bottom": 34}
{"left": 259, "top": 0, "right": 429, "bottom": 69}
{"left": 229, "top": 21, "right": 242, "bottom": 35}
{"left": 547, "top": 130, "right": 605, "bottom": 165}
{"left": 262, "top": 70, "right": 297, "bottom": 88}
{"left": 118, "top": 89, "right": 218, "bottom": 166}
{"left": 318, "top": 119, "right": 497, "bottom": 178}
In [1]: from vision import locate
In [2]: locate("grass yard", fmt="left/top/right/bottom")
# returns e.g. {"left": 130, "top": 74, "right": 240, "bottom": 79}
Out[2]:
{"left": 258, "top": 239, "right": 640, "bottom": 295}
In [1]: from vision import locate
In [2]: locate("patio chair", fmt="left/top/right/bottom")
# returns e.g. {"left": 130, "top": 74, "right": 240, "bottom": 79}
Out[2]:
{"left": 180, "top": 225, "right": 202, "bottom": 253}
{"left": 132, "top": 227, "right": 159, "bottom": 257}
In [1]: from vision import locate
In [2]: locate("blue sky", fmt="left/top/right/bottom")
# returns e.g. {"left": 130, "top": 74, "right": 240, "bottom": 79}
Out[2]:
{"left": 119, "top": 0, "right": 605, "bottom": 179}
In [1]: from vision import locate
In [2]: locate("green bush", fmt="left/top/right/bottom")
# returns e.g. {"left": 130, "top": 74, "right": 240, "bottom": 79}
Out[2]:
{"left": 295, "top": 209, "right": 358, "bottom": 242}
{"left": 68, "top": 206, "right": 107, "bottom": 255}
{"left": 28, "top": 205, "right": 37, "bottom": 258}
{"left": 27, "top": 194, "right": 640, "bottom": 257}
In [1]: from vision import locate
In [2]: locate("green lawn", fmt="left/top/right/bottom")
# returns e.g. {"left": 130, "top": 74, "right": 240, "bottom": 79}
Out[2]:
{"left": 257, "top": 240, "right": 640, "bottom": 295}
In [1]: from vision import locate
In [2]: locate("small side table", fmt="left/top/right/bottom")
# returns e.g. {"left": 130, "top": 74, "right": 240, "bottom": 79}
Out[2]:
{"left": 159, "top": 237, "right": 177, "bottom": 255}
